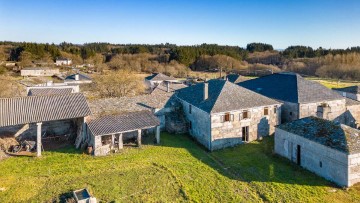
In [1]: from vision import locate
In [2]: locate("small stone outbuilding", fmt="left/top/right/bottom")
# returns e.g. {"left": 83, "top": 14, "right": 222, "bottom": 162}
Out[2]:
{"left": 275, "top": 117, "right": 360, "bottom": 187}
{"left": 86, "top": 111, "right": 160, "bottom": 156}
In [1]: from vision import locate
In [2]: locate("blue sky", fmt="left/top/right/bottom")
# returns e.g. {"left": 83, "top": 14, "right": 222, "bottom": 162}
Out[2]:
{"left": 0, "top": 0, "right": 359, "bottom": 49}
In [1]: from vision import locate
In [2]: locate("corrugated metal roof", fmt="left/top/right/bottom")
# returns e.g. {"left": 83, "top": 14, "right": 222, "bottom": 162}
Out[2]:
{"left": 0, "top": 93, "right": 91, "bottom": 127}
{"left": 28, "top": 88, "right": 73, "bottom": 96}
{"left": 88, "top": 111, "right": 160, "bottom": 136}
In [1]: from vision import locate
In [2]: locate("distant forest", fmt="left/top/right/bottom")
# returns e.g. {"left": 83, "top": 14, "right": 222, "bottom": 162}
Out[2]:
{"left": 1, "top": 41, "right": 360, "bottom": 80}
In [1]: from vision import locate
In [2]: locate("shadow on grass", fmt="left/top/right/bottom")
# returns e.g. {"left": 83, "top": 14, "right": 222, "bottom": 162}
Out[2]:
{"left": 159, "top": 132, "right": 338, "bottom": 188}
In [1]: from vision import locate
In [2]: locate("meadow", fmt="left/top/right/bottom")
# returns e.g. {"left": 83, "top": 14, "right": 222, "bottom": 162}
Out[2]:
{"left": 1, "top": 133, "right": 360, "bottom": 202}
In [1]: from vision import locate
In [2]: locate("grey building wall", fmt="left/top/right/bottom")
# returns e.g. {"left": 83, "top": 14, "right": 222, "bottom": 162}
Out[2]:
{"left": 280, "top": 99, "right": 346, "bottom": 124}
{"left": 180, "top": 100, "right": 212, "bottom": 149}
{"left": 298, "top": 99, "right": 346, "bottom": 123}
{"left": 281, "top": 102, "right": 299, "bottom": 123}
{"left": 275, "top": 128, "right": 350, "bottom": 187}
{"left": 211, "top": 105, "right": 280, "bottom": 150}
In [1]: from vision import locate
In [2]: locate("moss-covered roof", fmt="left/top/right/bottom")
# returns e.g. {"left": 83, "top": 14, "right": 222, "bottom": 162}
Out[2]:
{"left": 277, "top": 117, "right": 360, "bottom": 154}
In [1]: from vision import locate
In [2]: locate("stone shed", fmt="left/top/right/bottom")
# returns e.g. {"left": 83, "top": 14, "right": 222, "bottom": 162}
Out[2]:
{"left": 275, "top": 117, "right": 360, "bottom": 187}
{"left": 86, "top": 111, "right": 160, "bottom": 156}
{"left": 0, "top": 93, "right": 91, "bottom": 156}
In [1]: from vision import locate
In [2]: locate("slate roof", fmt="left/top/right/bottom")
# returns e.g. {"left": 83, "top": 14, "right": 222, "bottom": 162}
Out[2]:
{"left": 87, "top": 110, "right": 160, "bottom": 136}
{"left": 151, "top": 82, "right": 187, "bottom": 95}
{"left": 65, "top": 73, "right": 92, "bottom": 82}
{"left": 345, "top": 98, "right": 360, "bottom": 107}
{"left": 277, "top": 117, "right": 360, "bottom": 154}
{"left": 238, "top": 72, "right": 344, "bottom": 104}
{"left": 28, "top": 88, "right": 73, "bottom": 96}
{"left": 176, "top": 79, "right": 280, "bottom": 114}
{"left": 145, "top": 73, "right": 177, "bottom": 81}
{"left": 333, "top": 86, "right": 360, "bottom": 94}
{"left": 226, "top": 74, "right": 247, "bottom": 83}
{"left": 0, "top": 93, "right": 91, "bottom": 127}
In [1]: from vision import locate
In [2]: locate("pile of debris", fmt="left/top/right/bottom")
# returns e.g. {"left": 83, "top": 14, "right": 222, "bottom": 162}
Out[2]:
{"left": 0, "top": 135, "right": 37, "bottom": 158}
{"left": 0, "top": 136, "right": 18, "bottom": 160}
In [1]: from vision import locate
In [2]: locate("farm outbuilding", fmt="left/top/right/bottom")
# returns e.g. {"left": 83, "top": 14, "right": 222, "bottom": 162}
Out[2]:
{"left": 275, "top": 117, "right": 360, "bottom": 187}
{"left": 0, "top": 93, "right": 91, "bottom": 156}
{"left": 86, "top": 111, "right": 160, "bottom": 156}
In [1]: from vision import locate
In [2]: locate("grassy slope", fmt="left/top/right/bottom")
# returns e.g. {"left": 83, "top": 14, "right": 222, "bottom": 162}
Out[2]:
{"left": 0, "top": 133, "right": 360, "bottom": 202}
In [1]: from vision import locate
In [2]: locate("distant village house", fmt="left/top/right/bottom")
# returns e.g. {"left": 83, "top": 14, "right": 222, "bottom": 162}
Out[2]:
{"left": 55, "top": 57, "right": 72, "bottom": 66}
{"left": 21, "top": 67, "right": 60, "bottom": 77}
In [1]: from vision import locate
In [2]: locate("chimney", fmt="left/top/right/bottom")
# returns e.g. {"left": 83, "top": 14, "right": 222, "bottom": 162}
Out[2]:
{"left": 166, "top": 82, "right": 170, "bottom": 93}
{"left": 203, "top": 82, "right": 208, "bottom": 100}
{"left": 75, "top": 74, "right": 79, "bottom": 81}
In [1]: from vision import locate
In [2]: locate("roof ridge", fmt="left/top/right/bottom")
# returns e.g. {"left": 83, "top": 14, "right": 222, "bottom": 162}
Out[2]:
{"left": 208, "top": 80, "right": 227, "bottom": 113}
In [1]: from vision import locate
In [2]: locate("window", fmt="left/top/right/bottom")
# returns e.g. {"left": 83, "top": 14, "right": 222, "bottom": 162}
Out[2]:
{"left": 189, "top": 121, "right": 192, "bottom": 130}
{"left": 274, "top": 107, "right": 277, "bottom": 114}
{"left": 264, "top": 107, "right": 269, "bottom": 116}
{"left": 319, "top": 161, "right": 322, "bottom": 168}
{"left": 221, "top": 113, "right": 234, "bottom": 122}
{"left": 189, "top": 104, "right": 192, "bottom": 114}
{"left": 289, "top": 112, "right": 293, "bottom": 116}
{"left": 224, "top": 113, "right": 230, "bottom": 122}
{"left": 241, "top": 110, "right": 250, "bottom": 120}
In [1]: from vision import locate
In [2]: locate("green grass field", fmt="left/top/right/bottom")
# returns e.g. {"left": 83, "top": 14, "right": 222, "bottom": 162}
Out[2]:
{"left": 1, "top": 133, "right": 360, "bottom": 202}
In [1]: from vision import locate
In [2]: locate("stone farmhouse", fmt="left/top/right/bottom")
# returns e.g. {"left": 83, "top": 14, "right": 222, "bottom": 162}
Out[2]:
{"left": 238, "top": 72, "right": 360, "bottom": 127}
{"left": 175, "top": 79, "right": 281, "bottom": 150}
{"left": 334, "top": 85, "right": 360, "bottom": 101}
{"left": 145, "top": 73, "right": 178, "bottom": 90}
{"left": 275, "top": 117, "right": 360, "bottom": 187}
{"left": 21, "top": 67, "right": 60, "bottom": 77}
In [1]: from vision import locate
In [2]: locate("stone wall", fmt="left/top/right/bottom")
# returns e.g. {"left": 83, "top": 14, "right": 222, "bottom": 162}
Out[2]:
{"left": 0, "top": 119, "right": 77, "bottom": 140}
{"left": 348, "top": 153, "right": 360, "bottom": 186}
{"left": 180, "top": 100, "right": 211, "bottom": 149}
{"left": 275, "top": 128, "right": 350, "bottom": 187}
{"left": 211, "top": 105, "right": 280, "bottom": 150}
{"left": 281, "top": 102, "right": 299, "bottom": 123}
{"left": 298, "top": 99, "right": 346, "bottom": 123}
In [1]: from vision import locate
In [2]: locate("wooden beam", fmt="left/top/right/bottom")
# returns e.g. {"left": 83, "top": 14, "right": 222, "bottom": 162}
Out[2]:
{"left": 36, "top": 122, "right": 42, "bottom": 157}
